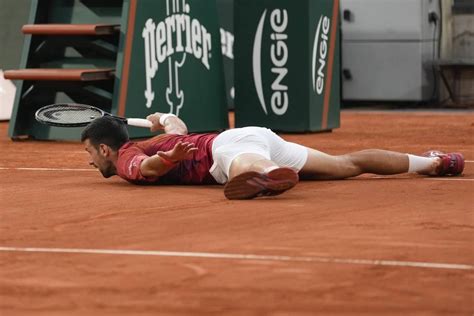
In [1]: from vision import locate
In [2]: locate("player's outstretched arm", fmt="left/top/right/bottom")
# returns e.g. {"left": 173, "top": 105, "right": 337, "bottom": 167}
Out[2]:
{"left": 146, "top": 112, "right": 188, "bottom": 135}
{"left": 140, "top": 141, "right": 197, "bottom": 177}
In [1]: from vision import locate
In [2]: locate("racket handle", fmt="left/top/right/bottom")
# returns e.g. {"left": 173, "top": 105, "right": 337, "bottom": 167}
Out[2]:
{"left": 127, "top": 118, "right": 153, "bottom": 128}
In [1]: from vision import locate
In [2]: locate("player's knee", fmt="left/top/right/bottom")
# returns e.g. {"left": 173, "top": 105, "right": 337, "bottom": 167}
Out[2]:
{"left": 340, "top": 155, "right": 363, "bottom": 175}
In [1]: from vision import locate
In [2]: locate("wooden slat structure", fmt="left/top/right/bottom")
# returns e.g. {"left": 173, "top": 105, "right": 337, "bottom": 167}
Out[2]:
{"left": 5, "top": 0, "right": 125, "bottom": 140}
{"left": 21, "top": 24, "right": 120, "bottom": 36}
{"left": 4, "top": 68, "right": 115, "bottom": 81}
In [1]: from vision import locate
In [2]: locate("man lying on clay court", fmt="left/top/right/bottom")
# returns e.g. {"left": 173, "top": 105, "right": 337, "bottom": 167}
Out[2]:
{"left": 81, "top": 112, "right": 464, "bottom": 200}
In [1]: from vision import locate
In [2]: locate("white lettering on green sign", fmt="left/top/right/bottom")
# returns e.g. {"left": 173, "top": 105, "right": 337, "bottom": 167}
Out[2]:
{"left": 253, "top": 8, "right": 289, "bottom": 116}
{"left": 142, "top": 4, "right": 212, "bottom": 109}
{"left": 269, "top": 9, "right": 288, "bottom": 116}
{"left": 312, "top": 15, "right": 331, "bottom": 96}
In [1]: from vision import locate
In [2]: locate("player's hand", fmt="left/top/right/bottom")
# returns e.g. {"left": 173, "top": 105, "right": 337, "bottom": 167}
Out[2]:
{"left": 146, "top": 112, "right": 165, "bottom": 132}
{"left": 157, "top": 141, "right": 198, "bottom": 163}
{"left": 146, "top": 112, "right": 188, "bottom": 135}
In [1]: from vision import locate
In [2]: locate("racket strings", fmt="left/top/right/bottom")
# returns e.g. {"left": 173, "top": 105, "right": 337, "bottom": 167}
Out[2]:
{"left": 36, "top": 104, "right": 104, "bottom": 125}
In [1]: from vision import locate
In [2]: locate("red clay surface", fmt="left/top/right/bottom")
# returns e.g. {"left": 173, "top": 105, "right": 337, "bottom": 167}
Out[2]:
{"left": 0, "top": 111, "right": 473, "bottom": 315}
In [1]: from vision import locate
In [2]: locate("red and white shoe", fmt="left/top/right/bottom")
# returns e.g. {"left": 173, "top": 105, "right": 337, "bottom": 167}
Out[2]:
{"left": 423, "top": 151, "right": 465, "bottom": 176}
{"left": 224, "top": 167, "right": 299, "bottom": 200}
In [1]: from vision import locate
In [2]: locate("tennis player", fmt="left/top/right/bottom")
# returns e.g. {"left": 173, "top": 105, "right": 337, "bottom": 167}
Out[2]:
{"left": 81, "top": 113, "right": 464, "bottom": 200}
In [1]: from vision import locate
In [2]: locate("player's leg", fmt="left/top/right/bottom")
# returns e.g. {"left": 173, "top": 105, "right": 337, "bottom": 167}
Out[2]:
{"left": 299, "top": 148, "right": 464, "bottom": 180}
{"left": 300, "top": 149, "right": 409, "bottom": 179}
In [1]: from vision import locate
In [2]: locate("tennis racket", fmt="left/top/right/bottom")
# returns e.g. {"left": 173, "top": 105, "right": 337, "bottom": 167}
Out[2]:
{"left": 35, "top": 103, "right": 152, "bottom": 128}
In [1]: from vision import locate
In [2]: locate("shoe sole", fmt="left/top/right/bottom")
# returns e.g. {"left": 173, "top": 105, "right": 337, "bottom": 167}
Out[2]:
{"left": 224, "top": 167, "right": 299, "bottom": 200}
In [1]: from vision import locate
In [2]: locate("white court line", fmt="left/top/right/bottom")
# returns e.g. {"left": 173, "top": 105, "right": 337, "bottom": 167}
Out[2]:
{"left": 425, "top": 178, "right": 474, "bottom": 182}
{"left": 1, "top": 159, "right": 472, "bottom": 172}
{"left": 0, "top": 246, "right": 472, "bottom": 271}
{"left": 370, "top": 176, "right": 473, "bottom": 181}
{"left": 0, "top": 167, "right": 94, "bottom": 172}
{"left": 5, "top": 151, "right": 86, "bottom": 154}
{"left": 1, "top": 168, "right": 472, "bottom": 181}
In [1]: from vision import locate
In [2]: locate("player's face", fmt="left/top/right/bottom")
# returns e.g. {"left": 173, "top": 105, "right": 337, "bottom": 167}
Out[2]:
{"left": 84, "top": 139, "right": 115, "bottom": 178}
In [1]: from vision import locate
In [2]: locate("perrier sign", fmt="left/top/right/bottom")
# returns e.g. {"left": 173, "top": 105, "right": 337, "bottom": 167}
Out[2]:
{"left": 117, "top": 0, "right": 228, "bottom": 137}
{"left": 234, "top": 0, "right": 341, "bottom": 132}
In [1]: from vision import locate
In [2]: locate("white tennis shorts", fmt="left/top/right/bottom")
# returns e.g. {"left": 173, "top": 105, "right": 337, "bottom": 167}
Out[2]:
{"left": 209, "top": 127, "right": 308, "bottom": 184}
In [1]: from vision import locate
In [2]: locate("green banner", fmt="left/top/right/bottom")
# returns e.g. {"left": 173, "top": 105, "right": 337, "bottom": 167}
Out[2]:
{"left": 234, "top": 0, "right": 340, "bottom": 132}
{"left": 217, "top": 0, "right": 234, "bottom": 109}
{"left": 117, "top": 0, "right": 229, "bottom": 137}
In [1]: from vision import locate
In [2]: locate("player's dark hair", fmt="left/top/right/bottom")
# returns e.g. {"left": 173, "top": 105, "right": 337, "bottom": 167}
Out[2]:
{"left": 81, "top": 116, "right": 129, "bottom": 151}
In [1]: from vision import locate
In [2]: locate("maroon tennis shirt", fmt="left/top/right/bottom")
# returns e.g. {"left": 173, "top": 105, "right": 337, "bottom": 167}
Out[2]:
{"left": 116, "top": 133, "right": 218, "bottom": 185}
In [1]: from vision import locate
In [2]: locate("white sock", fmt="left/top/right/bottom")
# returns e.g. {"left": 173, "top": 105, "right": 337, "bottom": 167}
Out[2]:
{"left": 407, "top": 154, "right": 437, "bottom": 173}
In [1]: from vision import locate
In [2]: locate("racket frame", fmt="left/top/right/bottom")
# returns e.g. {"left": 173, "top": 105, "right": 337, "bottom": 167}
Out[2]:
{"left": 34, "top": 103, "right": 149, "bottom": 128}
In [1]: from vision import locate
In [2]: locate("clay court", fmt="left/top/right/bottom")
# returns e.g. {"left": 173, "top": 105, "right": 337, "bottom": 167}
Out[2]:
{"left": 0, "top": 110, "right": 473, "bottom": 315}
